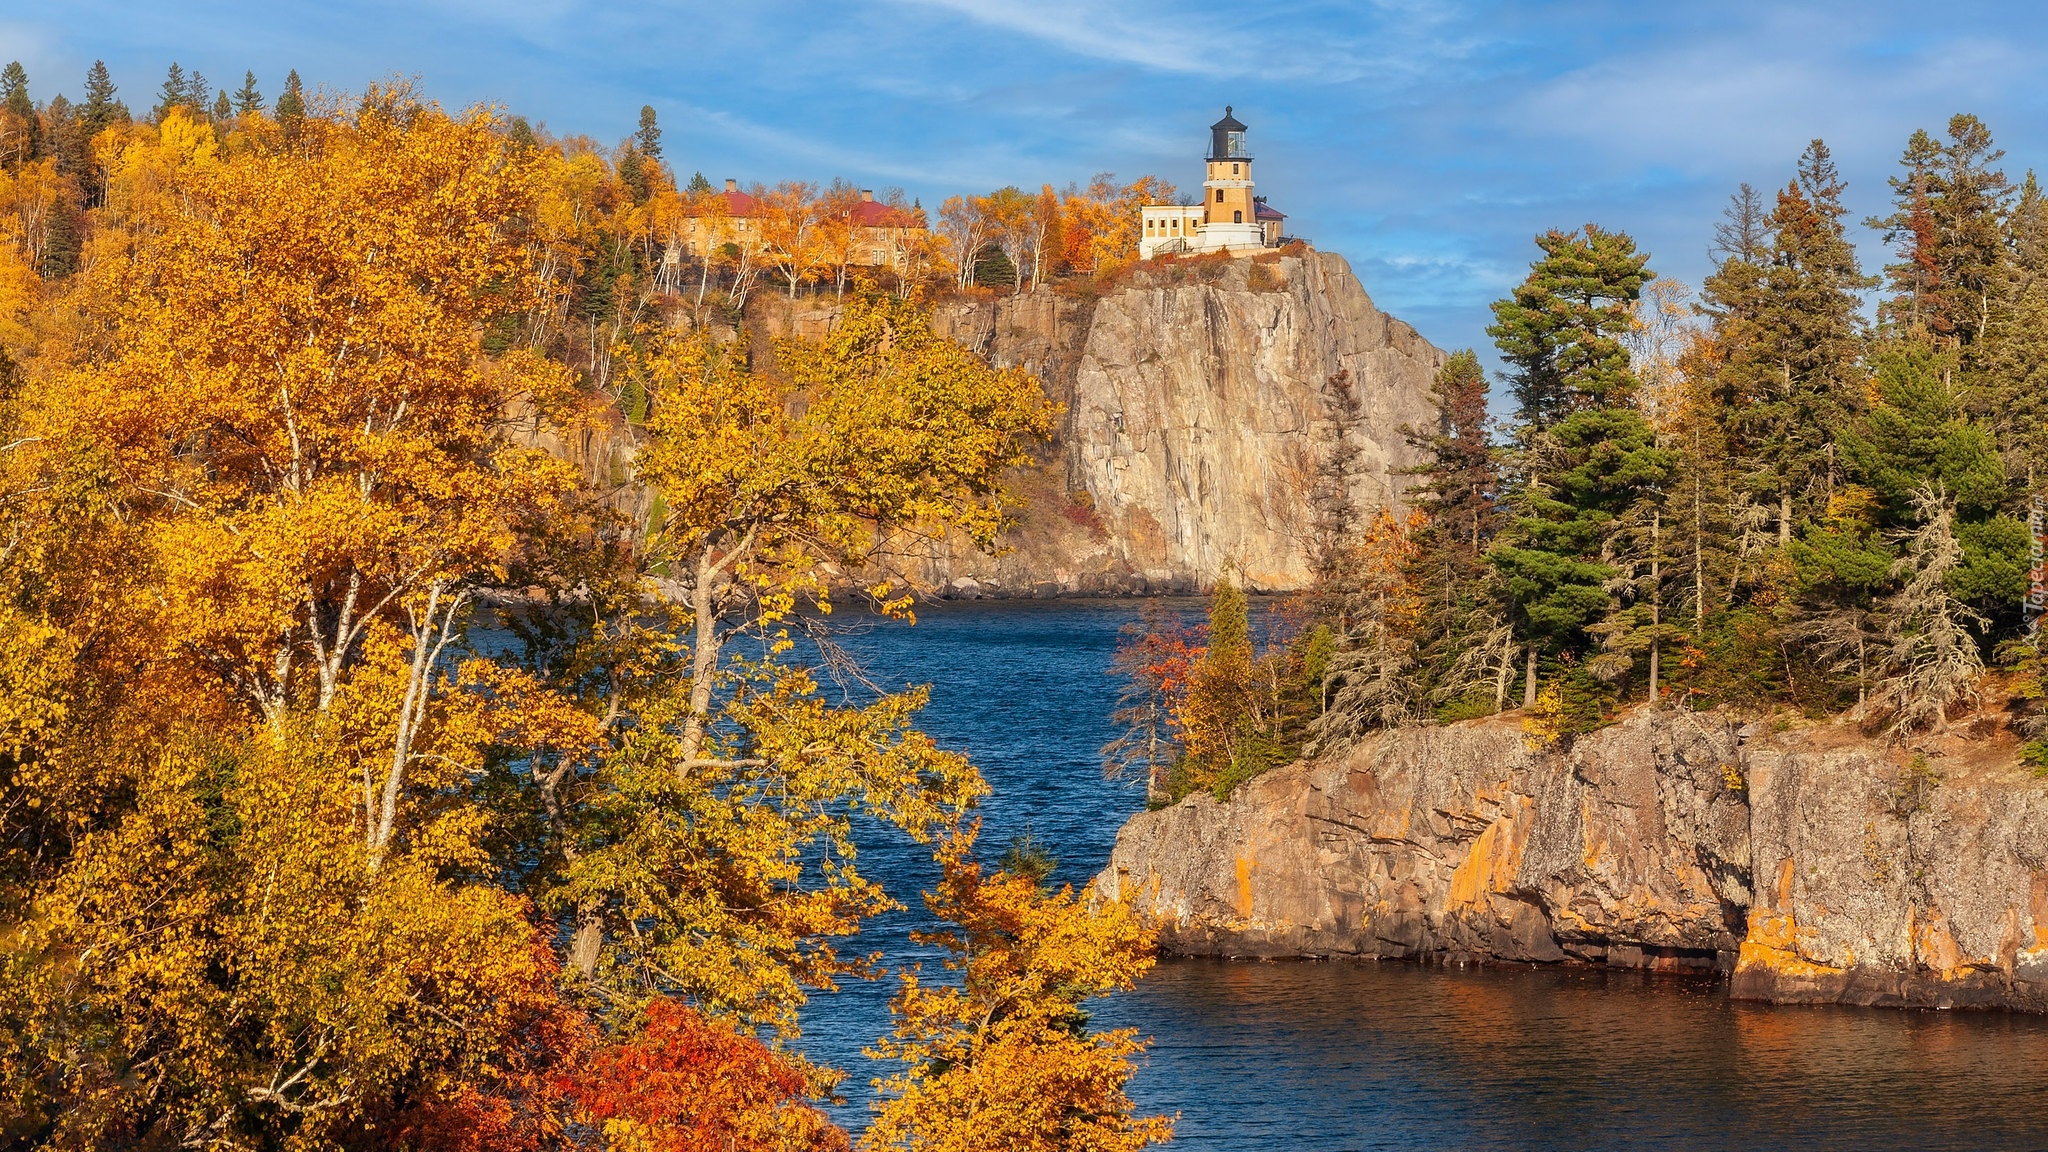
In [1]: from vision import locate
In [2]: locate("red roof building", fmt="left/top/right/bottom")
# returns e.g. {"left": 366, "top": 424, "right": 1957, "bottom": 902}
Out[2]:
{"left": 674, "top": 180, "right": 926, "bottom": 271}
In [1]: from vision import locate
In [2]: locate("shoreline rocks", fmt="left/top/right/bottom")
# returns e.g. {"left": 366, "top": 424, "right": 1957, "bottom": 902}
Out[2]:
{"left": 1093, "top": 707, "right": 2048, "bottom": 1012}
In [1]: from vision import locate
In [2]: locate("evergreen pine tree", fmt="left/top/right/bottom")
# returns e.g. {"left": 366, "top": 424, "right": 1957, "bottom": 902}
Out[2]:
{"left": 1871, "top": 116, "right": 2011, "bottom": 348}
{"left": 1981, "top": 173, "right": 2048, "bottom": 490}
{"left": 1, "top": 62, "right": 39, "bottom": 166}
{"left": 1407, "top": 351, "right": 1497, "bottom": 565}
{"left": 79, "top": 60, "right": 123, "bottom": 137}
{"left": 1723, "top": 140, "right": 1875, "bottom": 545}
{"left": 1489, "top": 224, "right": 1647, "bottom": 434}
{"left": 187, "top": 71, "right": 209, "bottom": 116}
{"left": 686, "top": 170, "right": 714, "bottom": 195}
{"left": 636, "top": 104, "right": 662, "bottom": 160}
{"left": 1486, "top": 226, "right": 1667, "bottom": 710}
{"left": 1401, "top": 352, "right": 1511, "bottom": 712}
{"left": 211, "top": 89, "right": 232, "bottom": 124}
{"left": 234, "top": 70, "right": 263, "bottom": 117}
{"left": 0, "top": 62, "right": 38, "bottom": 167}
{"left": 275, "top": 69, "right": 305, "bottom": 136}
{"left": 154, "top": 62, "right": 189, "bottom": 123}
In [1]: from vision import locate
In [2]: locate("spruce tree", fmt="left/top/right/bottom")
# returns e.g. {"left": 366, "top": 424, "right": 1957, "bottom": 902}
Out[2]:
{"left": 1982, "top": 173, "right": 2048, "bottom": 487}
{"left": 79, "top": 60, "right": 123, "bottom": 137}
{"left": 686, "top": 170, "right": 714, "bottom": 195}
{"left": 1871, "top": 116, "right": 2011, "bottom": 349}
{"left": 211, "top": 89, "right": 232, "bottom": 124}
{"left": 234, "top": 71, "right": 263, "bottom": 117}
{"left": 617, "top": 146, "right": 649, "bottom": 204}
{"left": 1709, "top": 141, "right": 1873, "bottom": 545}
{"left": 1928, "top": 115, "right": 2010, "bottom": 355}
{"left": 1402, "top": 351, "right": 1513, "bottom": 713}
{"left": 42, "top": 93, "right": 80, "bottom": 174}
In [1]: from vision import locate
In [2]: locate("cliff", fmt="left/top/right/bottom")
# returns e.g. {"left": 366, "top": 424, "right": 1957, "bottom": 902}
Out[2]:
{"left": 1093, "top": 706, "right": 2048, "bottom": 1012}
{"left": 755, "top": 251, "right": 1445, "bottom": 594}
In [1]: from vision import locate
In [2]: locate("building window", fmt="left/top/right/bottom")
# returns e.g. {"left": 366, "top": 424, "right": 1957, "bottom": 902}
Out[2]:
{"left": 1215, "top": 189, "right": 1224, "bottom": 203}
{"left": 1232, "top": 162, "right": 1239, "bottom": 175}
{"left": 1234, "top": 210, "right": 1242, "bottom": 223}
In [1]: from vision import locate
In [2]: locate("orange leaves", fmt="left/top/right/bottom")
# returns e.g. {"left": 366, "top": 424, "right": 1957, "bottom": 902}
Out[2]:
{"left": 638, "top": 285, "right": 1052, "bottom": 597}
{"left": 756, "top": 180, "right": 824, "bottom": 296}
{"left": 572, "top": 999, "right": 847, "bottom": 1152}
{"left": 1108, "top": 605, "right": 1205, "bottom": 755}
{"left": 863, "top": 832, "right": 1172, "bottom": 1152}
{"left": 62, "top": 94, "right": 580, "bottom": 775}
{"left": 1356, "top": 506, "right": 1430, "bottom": 634}
{"left": 0, "top": 89, "right": 1162, "bottom": 1152}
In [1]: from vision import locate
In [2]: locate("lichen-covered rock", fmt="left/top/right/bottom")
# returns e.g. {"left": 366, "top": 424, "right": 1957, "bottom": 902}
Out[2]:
{"left": 1094, "top": 709, "right": 2048, "bottom": 1011}
{"left": 1735, "top": 733, "right": 2048, "bottom": 1010}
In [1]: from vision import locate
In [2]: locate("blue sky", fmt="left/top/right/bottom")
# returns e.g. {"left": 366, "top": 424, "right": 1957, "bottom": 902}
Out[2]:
{"left": 8, "top": 1, "right": 2048, "bottom": 365}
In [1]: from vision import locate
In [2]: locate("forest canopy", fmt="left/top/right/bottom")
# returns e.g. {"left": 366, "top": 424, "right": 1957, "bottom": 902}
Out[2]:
{"left": 0, "top": 63, "right": 1171, "bottom": 1152}
{"left": 1105, "top": 124, "right": 2046, "bottom": 803}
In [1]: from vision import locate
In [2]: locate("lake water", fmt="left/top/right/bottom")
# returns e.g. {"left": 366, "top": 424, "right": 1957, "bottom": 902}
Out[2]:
{"left": 801, "top": 600, "right": 2048, "bottom": 1150}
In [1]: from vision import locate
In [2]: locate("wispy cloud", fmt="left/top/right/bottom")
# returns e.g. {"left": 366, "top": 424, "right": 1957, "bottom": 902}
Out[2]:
{"left": 880, "top": 0, "right": 1462, "bottom": 85}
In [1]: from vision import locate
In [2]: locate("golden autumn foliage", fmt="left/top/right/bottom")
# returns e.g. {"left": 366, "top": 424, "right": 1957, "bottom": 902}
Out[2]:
{"left": 0, "top": 79, "right": 1164, "bottom": 1152}
{"left": 863, "top": 834, "right": 1172, "bottom": 1152}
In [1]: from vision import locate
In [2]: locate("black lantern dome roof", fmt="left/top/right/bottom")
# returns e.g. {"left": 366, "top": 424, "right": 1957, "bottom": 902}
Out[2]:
{"left": 1208, "top": 106, "right": 1250, "bottom": 162}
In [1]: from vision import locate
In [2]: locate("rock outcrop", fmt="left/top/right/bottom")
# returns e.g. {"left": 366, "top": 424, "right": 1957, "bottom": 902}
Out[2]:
{"left": 756, "top": 251, "right": 1445, "bottom": 594}
{"left": 1094, "top": 708, "right": 2048, "bottom": 1011}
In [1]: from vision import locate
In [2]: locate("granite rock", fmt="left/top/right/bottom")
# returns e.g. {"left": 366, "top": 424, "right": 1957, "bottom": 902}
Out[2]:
{"left": 1094, "top": 709, "right": 2048, "bottom": 1010}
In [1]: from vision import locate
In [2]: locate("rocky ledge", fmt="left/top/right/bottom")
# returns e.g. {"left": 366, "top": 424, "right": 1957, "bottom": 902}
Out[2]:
{"left": 1093, "top": 708, "right": 2048, "bottom": 1011}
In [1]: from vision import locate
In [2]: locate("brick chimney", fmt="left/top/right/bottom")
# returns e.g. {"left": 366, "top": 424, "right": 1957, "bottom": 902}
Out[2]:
{"left": 724, "top": 178, "right": 738, "bottom": 193}
{"left": 860, "top": 189, "right": 874, "bottom": 201}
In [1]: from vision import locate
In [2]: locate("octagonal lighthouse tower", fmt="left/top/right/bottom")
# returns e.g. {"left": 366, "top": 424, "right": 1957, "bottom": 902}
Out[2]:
{"left": 1138, "top": 107, "right": 1285, "bottom": 259}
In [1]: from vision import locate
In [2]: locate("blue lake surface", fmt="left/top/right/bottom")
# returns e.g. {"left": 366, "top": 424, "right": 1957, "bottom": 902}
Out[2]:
{"left": 796, "top": 599, "right": 2048, "bottom": 1151}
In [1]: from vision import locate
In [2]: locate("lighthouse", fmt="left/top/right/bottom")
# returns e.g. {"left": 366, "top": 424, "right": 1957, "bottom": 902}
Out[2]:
{"left": 1138, "top": 106, "right": 1286, "bottom": 260}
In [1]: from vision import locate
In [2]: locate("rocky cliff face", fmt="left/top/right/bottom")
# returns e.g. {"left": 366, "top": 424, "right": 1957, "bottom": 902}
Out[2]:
{"left": 757, "top": 251, "right": 1444, "bottom": 595}
{"left": 1094, "top": 709, "right": 2048, "bottom": 1011}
